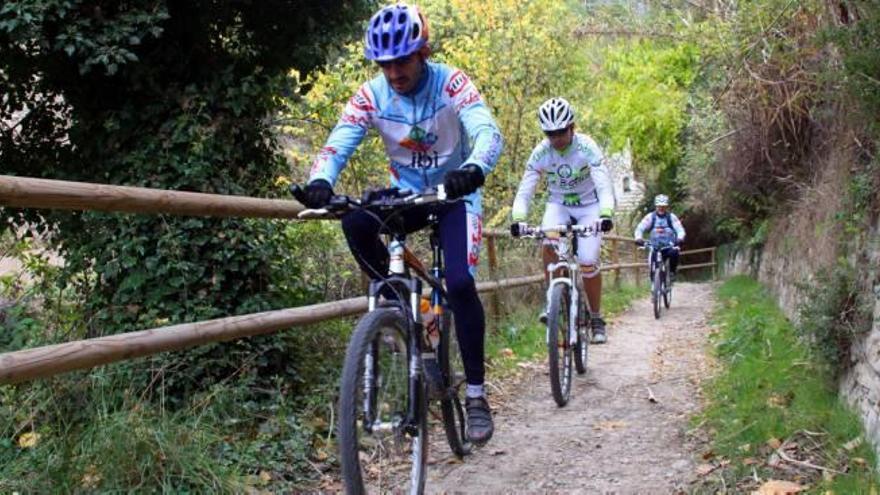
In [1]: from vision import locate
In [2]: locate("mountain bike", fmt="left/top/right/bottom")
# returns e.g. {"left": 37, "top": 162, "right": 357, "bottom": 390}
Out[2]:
{"left": 640, "top": 240, "right": 675, "bottom": 319}
{"left": 293, "top": 185, "right": 471, "bottom": 495}
{"left": 511, "top": 222, "right": 597, "bottom": 407}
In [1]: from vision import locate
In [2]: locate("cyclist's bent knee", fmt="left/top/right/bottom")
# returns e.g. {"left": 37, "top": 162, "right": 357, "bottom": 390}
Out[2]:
{"left": 446, "top": 270, "right": 478, "bottom": 297}
{"left": 581, "top": 263, "right": 601, "bottom": 279}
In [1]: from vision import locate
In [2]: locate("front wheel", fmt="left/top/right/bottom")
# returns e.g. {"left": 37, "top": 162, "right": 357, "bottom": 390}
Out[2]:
{"left": 663, "top": 264, "right": 672, "bottom": 309}
{"left": 547, "top": 283, "right": 573, "bottom": 407}
{"left": 338, "top": 308, "right": 428, "bottom": 494}
{"left": 652, "top": 268, "right": 662, "bottom": 320}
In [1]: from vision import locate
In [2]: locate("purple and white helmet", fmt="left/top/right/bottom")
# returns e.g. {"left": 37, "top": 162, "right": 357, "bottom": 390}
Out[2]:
{"left": 364, "top": 3, "right": 429, "bottom": 62}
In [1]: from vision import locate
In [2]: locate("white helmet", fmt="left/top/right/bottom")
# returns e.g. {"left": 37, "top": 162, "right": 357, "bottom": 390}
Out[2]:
{"left": 654, "top": 194, "right": 670, "bottom": 207}
{"left": 538, "top": 97, "right": 575, "bottom": 132}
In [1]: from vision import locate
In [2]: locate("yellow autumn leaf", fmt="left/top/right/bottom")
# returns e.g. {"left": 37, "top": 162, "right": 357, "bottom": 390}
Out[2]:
{"left": 753, "top": 480, "right": 805, "bottom": 495}
{"left": 18, "top": 431, "right": 40, "bottom": 448}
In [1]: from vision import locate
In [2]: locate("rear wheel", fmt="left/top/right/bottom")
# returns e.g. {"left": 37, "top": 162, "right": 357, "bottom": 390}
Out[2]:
{"left": 574, "top": 290, "right": 589, "bottom": 375}
{"left": 437, "top": 306, "right": 472, "bottom": 458}
{"left": 663, "top": 261, "right": 672, "bottom": 309}
{"left": 338, "top": 308, "right": 428, "bottom": 494}
{"left": 547, "top": 283, "right": 573, "bottom": 406}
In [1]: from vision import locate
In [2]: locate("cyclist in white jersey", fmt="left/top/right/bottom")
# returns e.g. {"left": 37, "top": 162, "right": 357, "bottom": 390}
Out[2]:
{"left": 511, "top": 97, "right": 615, "bottom": 343}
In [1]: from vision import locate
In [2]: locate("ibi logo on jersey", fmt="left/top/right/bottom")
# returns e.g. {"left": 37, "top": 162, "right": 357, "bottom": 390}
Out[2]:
{"left": 400, "top": 125, "right": 440, "bottom": 168}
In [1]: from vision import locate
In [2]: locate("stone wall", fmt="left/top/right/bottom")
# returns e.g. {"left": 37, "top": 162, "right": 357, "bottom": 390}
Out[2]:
{"left": 719, "top": 215, "right": 880, "bottom": 454}
{"left": 840, "top": 216, "right": 880, "bottom": 452}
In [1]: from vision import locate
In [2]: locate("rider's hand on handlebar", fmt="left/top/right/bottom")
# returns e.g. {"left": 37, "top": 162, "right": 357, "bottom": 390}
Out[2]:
{"left": 444, "top": 164, "right": 485, "bottom": 199}
{"left": 510, "top": 222, "right": 525, "bottom": 238}
{"left": 635, "top": 238, "right": 645, "bottom": 247}
{"left": 299, "top": 180, "right": 334, "bottom": 209}
{"left": 600, "top": 216, "right": 614, "bottom": 233}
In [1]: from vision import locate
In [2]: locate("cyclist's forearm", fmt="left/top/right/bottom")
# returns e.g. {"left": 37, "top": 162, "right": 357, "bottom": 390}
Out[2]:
{"left": 308, "top": 124, "right": 366, "bottom": 185}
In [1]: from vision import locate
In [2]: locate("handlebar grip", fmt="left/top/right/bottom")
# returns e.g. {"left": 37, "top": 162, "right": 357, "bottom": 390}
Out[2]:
{"left": 290, "top": 184, "right": 307, "bottom": 205}
{"left": 510, "top": 222, "right": 522, "bottom": 238}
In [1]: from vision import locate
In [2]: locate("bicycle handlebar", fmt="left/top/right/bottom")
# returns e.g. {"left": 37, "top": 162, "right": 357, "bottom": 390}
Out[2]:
{"left": 510, "top": 222, "right": 599, "bottom": 239}
{"left": 292, "top": 185, "right": 454, "bottom": 220}
{"left": 637, "top": 240, "right": 679, "bottom": 251}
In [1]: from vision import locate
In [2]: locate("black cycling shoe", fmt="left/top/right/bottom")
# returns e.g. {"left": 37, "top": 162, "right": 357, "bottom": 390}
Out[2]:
{"left": 465, "top": 396, "right": 494, "bottom": 445}
{"left": 591, "top": 317, "right": 607, "bottom": 344}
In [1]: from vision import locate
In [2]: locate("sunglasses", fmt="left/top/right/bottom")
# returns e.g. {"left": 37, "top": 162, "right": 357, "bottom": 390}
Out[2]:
{"left": 544, "top": 127, "right": 570, "bottom": 138}
{"left": 377, "top": 53, "right": 417, "bottom": 68}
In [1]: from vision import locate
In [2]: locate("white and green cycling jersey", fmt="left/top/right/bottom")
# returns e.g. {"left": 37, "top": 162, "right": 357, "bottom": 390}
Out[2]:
{"left": 512, "top": 133, "right": 615, "bottom": 220}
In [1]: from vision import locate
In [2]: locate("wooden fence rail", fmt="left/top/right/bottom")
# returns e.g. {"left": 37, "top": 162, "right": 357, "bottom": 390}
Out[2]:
{"left": 0, "top": 274, "right": 543, "bottom": 385}
{"left": 0, "top": 175, "right": 304, "bottom": 219}
{"left": 0, "top": 174, "right": 717, "bottom": 384}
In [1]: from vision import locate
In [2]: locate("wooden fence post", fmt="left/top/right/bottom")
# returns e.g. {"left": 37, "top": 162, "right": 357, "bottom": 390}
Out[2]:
{"left": 610, "top": 238, "right": 620, "bottom": 289}
{"left": 486, "top": 234, "right": 500, "bottom": 332}
{"left": 711, "top": 247, "right": 717, "bottom": 281}
{"left": 633, "top": 241, "right": 642, "bottom": 286}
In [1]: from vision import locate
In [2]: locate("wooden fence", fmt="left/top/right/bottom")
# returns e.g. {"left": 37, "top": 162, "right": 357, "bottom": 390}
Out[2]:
{"left": 0, "top": 175, "right": 715, "bottom": 385}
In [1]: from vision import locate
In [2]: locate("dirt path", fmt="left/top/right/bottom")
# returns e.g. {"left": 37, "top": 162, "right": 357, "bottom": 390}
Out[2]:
{"left": 427, "top": 282, "right": 716, "bottom": 494}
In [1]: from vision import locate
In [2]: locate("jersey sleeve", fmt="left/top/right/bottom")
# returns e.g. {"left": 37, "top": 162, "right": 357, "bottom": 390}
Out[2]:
{"left": 634, "top": 213, "right": 652, "bottom": 239}
{"left": 670, "top": 213, "right": 686, "bottom": 241}
{"left": 583, "top": 138, "right": 615, "bottom": 217}
{"left": 307, "top": 83, "right": 376, "bottom": 186}
{"left": 445, "top": 69, "right": 504, "bottom": 176}
{"left": 511, "top": 147, "right": 544, "bottom": 220}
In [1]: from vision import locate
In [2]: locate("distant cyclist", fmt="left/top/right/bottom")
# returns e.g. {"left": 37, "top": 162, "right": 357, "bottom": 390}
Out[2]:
{"left": 633, "top": 194, "right": 686, "bottom": 280}
{"left": 511, "top": 97, "right": 615, "bottom": 344}
{"left": 296, "top": 3, "right": 503, "bottom": 445}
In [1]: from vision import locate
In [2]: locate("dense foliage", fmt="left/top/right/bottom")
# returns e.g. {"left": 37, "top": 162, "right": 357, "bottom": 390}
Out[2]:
{"left": 2, "top": 0, "right": 878, "bottom": 490}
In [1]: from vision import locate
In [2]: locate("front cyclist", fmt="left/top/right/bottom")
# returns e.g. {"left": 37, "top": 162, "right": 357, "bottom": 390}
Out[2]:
{"left": 296, "top": 3, "right": 503, "bottom": 445}
{"left": 511, "top": 97, "right": 615, "bottom": 344}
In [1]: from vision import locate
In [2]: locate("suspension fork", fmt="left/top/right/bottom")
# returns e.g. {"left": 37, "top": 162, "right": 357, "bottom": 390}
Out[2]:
{"left": 405, "top": 276, "right": 424, "bottom": 435}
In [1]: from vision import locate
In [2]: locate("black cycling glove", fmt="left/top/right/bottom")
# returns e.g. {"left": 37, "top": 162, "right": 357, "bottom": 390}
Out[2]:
{"left": 635, "top": 238, "right": 646, "bottom": 247}
{"left": 299, "top": 179, "right": 333, "bottom": 209}
{"left": 444, "top": 164, "right": 485, "bottom": 199}
{"left": 600, "top": 216, "right": 614, "bottom": 233}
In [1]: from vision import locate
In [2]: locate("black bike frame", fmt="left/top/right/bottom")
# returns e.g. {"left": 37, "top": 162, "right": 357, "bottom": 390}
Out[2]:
{"left": 364, "top": 218, "right": 449, "bottom": 436}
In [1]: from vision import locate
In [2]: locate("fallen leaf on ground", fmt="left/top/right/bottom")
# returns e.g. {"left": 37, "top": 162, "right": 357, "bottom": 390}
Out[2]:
{"left": 843, "top": 436, "right": 862, "bottom": 451}
{"left": 593, "top": 420, "right": 627, "bottom": 431}
{"left": 767, "top": 394, "right": 790, "bottom": 408}
{"left": 491, "top": 449, "right": 506, "bottom": 456}
{"left": 500, "top": 348, "right": 515, "bottom": 358}
{"left": 17, "top": 431, "right": 40, "bottom": 448}
{"left": 743, "top": 457, "right": 759, "bottom": 465}
{"left": 767, "top": 437, "right": 783, "bottom": 450}
{"left": 696, "top": 463, "right": 716, "bottom": 476}
{"left": 81, "top": 465, "right": 101, "bottom": 489}
{"left": 752, "top": 479, "right": 805, "bottom": 494}
{"left": 852, "top": 457, "right": 867, "bottom": 467}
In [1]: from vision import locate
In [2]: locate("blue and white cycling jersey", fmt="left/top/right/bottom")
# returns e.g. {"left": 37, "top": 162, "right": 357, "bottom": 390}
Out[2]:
{"left": 634, "top": 211, "right": 686, "bottom": 245}
{"left": 308, "top": 61, "right": 504, "bottom": 216}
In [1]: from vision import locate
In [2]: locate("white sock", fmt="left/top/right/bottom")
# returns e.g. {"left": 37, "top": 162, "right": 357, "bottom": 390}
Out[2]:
{"left": 466, "top": 384, "right": 485, "bottom": 399}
